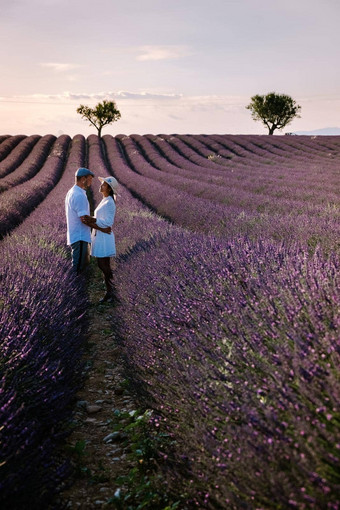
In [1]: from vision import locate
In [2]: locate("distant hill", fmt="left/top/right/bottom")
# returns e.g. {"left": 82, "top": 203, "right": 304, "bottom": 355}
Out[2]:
{"left": 293, "top": 127, "right": 340, "bottom": 135}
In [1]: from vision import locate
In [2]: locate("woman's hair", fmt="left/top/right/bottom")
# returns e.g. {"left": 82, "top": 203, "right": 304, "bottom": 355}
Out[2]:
{"left": 109, "top": 188, "right": 117, "bottom": 202}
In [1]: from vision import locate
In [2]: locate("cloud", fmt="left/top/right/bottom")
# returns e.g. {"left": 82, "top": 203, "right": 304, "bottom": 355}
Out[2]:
{"left": 0, "top": 92, "right": 245, "bottom": 110}
{"left": 115, "top": 91, "right": 182, "bottom": 101}
{"left": 54, "top": 91, "right": 183, "bottom": 102}
{"left": 0, "top": 90, "right": 184, "bottom": 108}
{"left": 40, "top": 62, "right": 80, "bottom": 72}
{"left": 136, "top": 45, "right": 193, "bottom": 61}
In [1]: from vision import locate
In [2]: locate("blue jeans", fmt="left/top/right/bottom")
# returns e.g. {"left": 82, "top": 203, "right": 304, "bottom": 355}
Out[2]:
{"left": 71, "top": 241, "right": 90, "bottom": 274}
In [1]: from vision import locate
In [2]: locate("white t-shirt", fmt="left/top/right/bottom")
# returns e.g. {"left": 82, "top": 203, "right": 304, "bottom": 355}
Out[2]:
{"left": 65, "top": 185, "right": 91, "bottom": 245}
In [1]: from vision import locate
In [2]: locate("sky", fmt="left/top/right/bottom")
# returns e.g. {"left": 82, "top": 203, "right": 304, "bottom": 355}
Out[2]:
{"left": 0, "top": 0, "right": 339, "bottom": 136}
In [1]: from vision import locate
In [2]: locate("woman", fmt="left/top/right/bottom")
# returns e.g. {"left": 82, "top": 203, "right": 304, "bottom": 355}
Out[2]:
{"left": 82, "top": 176, "right": 118, "bottom": 303}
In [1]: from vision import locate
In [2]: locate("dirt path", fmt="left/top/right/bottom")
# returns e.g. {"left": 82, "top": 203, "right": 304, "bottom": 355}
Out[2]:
{"left": 61, "top": 263, "right": 138, "bottom": 509}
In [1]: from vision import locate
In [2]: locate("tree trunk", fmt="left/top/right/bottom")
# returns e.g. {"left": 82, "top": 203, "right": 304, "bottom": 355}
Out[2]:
{"left": 97, "top": 127, "right": 102, "bottom": 138}
{"left": 268, "top": 125, "right": 276, "bottom": 135}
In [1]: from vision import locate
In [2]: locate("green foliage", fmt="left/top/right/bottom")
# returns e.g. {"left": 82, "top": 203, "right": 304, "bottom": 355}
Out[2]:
{"left": 246, "top": 92, "right": 301, "bottom": 134}
{"left": 76, "top": 100, "right": 121, "bottom": 137}
{"left": 109, "top": 409, "right": 181, "bottom": 509}
{"left": 67, "top": 439, "right": 110, "bottom": 485}
{"left": 71, "top": 440, "right": 87, "bottom": 457}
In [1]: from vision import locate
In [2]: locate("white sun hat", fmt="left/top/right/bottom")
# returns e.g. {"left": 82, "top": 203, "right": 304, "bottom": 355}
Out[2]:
{"left": 98, "top": 176, "right": 119, "bottom": 195}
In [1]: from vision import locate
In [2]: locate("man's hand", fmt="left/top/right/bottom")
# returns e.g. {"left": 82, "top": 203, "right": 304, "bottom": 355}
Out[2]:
{"left": 81, "top": 215, "right": 94, "bottom": 225}
{"left": 81, "top": 215, "right": 111, "bottom": 234}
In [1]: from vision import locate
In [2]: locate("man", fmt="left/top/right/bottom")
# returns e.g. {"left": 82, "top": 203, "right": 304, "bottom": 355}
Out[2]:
{"left": 65, "top": 167, "right": 110, "bottom": 273}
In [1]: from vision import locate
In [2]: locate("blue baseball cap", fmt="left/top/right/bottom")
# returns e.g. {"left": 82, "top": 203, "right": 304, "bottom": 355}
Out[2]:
{"left": 75, "top": 167, "right": 95, "bottom": 177}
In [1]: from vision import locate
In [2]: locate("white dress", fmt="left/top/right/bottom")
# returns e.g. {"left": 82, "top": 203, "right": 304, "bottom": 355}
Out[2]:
{"left": 90, "top": 196, "right": 116, "bottom": 257}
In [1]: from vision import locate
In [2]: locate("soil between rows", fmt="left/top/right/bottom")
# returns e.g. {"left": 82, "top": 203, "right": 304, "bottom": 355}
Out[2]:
{"left": 61, "top": 262, "right": 139, "bottom": 509}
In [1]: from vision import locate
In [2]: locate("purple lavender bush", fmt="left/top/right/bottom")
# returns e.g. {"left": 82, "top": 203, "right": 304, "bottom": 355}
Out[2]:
{"left": 119, "top": 135, "right": 337, "bottom": 222}
{"left": 0, "top": 135, "right": 10, "bottom": 145}
{"left": 0, "top": 135, "right": 69, "bottom": 239}
{"left": 0, "top": 135, "right": 88, "bottom": 509}
{"left": 0, "top": 135, "right": 26, "bottom": 165}
{"left": 0, "top": 135, "right": 55, "bottom": 192}
{"left": 77, "top": 135, "right": 340, "bottom": 507}
{"left": 1, "top": 132, "right": 339, "bottom": 509}
{"left": 103, "top": 135, "right": 339, "bottom": 255}
{"left": 113, "top": 228, "right": 339, "bottom": 509}
{"left": 0, "top": 135, "right": 41, "bottom": 179}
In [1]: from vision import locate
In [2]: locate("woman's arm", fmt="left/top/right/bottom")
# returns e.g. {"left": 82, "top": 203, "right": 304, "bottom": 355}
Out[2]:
{"left": 81, "top": 215, "right": 111, "bottom": 234}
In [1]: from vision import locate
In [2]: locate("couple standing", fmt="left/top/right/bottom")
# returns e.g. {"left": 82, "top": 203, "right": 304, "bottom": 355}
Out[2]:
{"left": 65, "top": 167, "right": 118, "bottom": 303}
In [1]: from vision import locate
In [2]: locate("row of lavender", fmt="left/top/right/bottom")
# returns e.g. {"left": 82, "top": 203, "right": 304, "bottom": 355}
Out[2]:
{"left": 169, "top": 134, "right": 338, "bottom": 201}
{"left": 113, "top": 230, "right": 340, "bottom": 509}
{"left": 0, "top": 135, "right": 71, "bottom": 239}
{"left": 1, "top": 133, "right": 338, "bottom": 240}
{"left": 103, "top": 134, "right": 339, "bottom": 255}
{"left": 142, "top": 133, "right": 340, "bottom": 179}
{"left": 0, "top": 135, "right": 26, "bottom": 171}
{"left": 66, "top": 136, "right": 340, "bottom": 507}
{"left": 175, "top": 133, "right": 340, "bottom": 167}
{"left": 78, "top": 135, "right": 340, "bottom": 507}
{"left": 1, "top": 133, "right": 339, "bottom": 508}
{"left": 118, "top": 133, "right": 338, "bottom": 215}
{"left": 0, "top": 135, "right": 89, "bottom": 509}
{"left": 0, "top": 133, "right": 172, "bottom": 509}
{"left": 0, "top": 135, "right": 39, "bottom": 179}
{"left": 99, "top": 135, "right": 340, "bottom": 507}
{"left": 0, "top": 135, "right": 56, "bottom": 192}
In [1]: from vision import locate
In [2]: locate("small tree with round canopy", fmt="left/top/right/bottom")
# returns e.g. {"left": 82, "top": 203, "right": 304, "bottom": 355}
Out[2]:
{"left": 77, "top": 100, "right": 121, "bottom": 137}
{"left": 246, "top": 92, "right": 301, "bottom": 135}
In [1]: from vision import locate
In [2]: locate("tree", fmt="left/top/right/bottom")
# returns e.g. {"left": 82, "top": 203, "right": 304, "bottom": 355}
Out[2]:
{"left": 76, "top": 100, "right": 121, "bottom": 137}
{"left": 246, "top": 92, "right": 301, "bottom": 135}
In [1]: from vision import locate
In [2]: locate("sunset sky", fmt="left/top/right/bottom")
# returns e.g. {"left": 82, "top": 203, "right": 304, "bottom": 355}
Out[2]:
{"left": 1, "top": 0, "right": 339, "bottom": 136}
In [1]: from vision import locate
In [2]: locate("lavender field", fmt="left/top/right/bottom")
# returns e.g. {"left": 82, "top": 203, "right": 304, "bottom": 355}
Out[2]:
{"left": 0, "top": 133, "right": 339, "bottom": 509}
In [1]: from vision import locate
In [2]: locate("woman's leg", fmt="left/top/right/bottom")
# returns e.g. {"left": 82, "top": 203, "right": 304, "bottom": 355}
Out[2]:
{"left": 97, "top": 257, "right": 114, "bottom": 297}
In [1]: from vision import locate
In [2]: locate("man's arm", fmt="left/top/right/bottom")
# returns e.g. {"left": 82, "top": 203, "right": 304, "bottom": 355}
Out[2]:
{"left": 81, "top": 215, "right": 111, "bottom": 234}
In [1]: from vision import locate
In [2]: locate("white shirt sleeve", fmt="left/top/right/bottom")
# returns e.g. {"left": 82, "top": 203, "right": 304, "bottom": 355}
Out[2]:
{"left": 74, "top": 193, "right": 89, "bottom": 217}
{"left": 67, "top": 191, "right": 88, "bottom": 217}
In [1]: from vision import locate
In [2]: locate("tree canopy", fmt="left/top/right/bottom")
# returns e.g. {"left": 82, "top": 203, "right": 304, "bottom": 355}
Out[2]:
{"left": 76, "top": 100, "right": 121, "bottom": 137}
{"left": 246, "top": 92, "right": 301, "bottom": 135}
